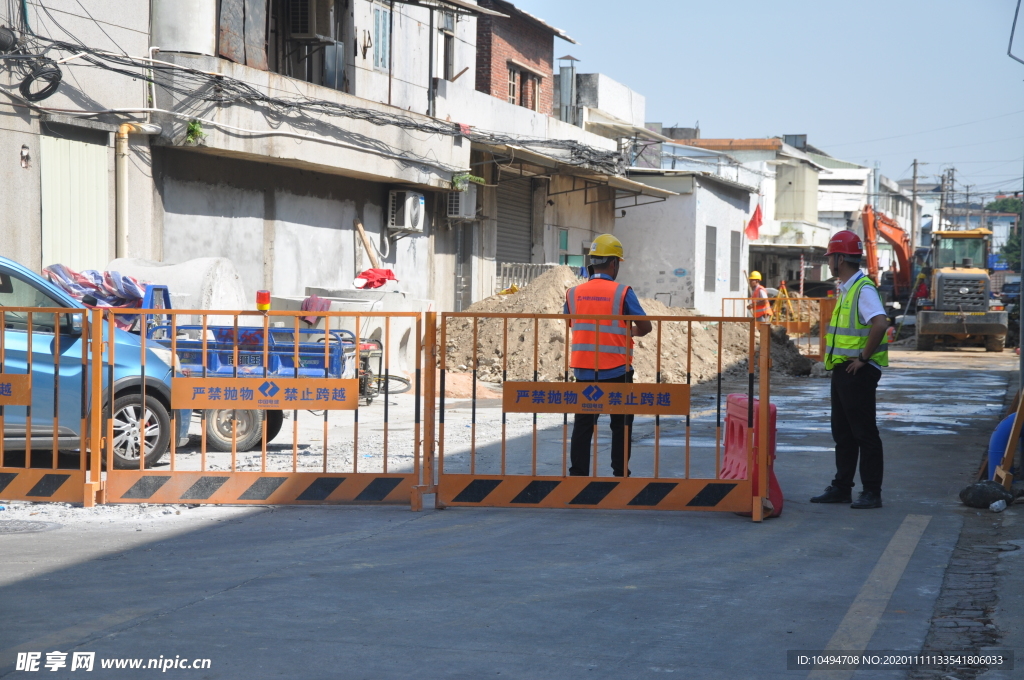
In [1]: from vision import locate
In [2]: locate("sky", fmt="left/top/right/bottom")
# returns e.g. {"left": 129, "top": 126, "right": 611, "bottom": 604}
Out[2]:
{"left": 512, "top": 0, "right": 1024, "bottom": 202}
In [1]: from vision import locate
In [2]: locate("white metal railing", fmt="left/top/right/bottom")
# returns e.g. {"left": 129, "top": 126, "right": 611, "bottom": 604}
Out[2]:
{"left": 495, "top": 263, "right": 562, "bottom": 292}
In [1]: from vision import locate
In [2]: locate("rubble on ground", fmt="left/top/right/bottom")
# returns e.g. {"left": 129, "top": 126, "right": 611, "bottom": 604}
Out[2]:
{"left": 959, "top": 481, "right": 1015, "bottom": 509}
{"left": 0, "top": 500, "right": 253, "bottom": 526}
{"left": 810, "top": 362, "right": 830, "bottom": 378}
{"left": 443, "top": 266, "right": 812, "bottom": 384}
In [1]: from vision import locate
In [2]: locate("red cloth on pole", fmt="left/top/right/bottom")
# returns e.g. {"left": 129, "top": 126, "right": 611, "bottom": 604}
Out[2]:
{"left": 745, "top": 204, "right": 763, "bottom": 240}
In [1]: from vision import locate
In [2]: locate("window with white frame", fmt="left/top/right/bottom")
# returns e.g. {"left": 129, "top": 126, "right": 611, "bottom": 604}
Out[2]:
{"left": 373, "top": 4, "right": 391, "bottom": 71}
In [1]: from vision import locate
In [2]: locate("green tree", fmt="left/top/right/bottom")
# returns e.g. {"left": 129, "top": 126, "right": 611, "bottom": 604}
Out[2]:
{"left": 988, "top": 196, "right": 1022, "bottom": 271}
{"left": 986, "top": 197, "right": 1022, "bottom": 214}
{"left": 1002, "top": 228, "right": 1022, "bottom": 272}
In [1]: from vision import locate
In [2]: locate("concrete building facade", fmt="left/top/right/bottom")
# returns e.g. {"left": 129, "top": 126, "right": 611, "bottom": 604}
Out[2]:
{"left": 1, "top": 0, "right": 674, "bottom": 317}
{"left": 616, "top": 170, "right": 754, "bottom": 315}
{"left": 0, "top": 0, "right": 153, "bottom": 273}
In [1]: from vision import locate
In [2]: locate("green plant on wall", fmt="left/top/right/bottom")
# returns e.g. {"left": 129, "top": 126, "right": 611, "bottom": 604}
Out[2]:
{"left": 452, "top": 172, "right": 485, "bottom": 191}
{"left": 184, "top": 119, "right": 207, "bottom": 146}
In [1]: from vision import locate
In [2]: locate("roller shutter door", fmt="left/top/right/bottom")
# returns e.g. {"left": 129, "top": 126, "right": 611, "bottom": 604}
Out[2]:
{"left": 495, "top": 179, "right": 532, "bottom": 264}
{"left": 40, "top": 135, "right": 110, "bottom": 271}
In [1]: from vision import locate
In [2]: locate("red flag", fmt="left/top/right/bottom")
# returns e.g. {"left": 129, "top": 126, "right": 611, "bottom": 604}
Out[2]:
{"left": 745, "top": 204, "right": 763, "bottom": 240}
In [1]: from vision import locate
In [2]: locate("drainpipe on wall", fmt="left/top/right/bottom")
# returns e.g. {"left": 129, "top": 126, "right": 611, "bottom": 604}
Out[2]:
{"left": 115, "top": 123, "right": 162, "bottom": 258}
{"left": 427, "top": 8, "right": 434, "bottom": 117}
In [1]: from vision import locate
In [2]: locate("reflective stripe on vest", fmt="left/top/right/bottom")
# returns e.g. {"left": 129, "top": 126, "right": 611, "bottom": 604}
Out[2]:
{"left": 570, "top": 322, "right": 630, "bottom": 336}
{"left": 824, "top": 275, "right": 889, "bottom": 370}
{"left": 570, "top": 344, "right": 630, "bottom": 354}
{"left": 567, "top": 279, "right": 634, "bottom": 370}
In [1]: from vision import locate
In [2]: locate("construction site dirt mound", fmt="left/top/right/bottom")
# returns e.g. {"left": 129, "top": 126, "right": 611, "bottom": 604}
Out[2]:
{"left": 443, "top": 266, "right": 812, "bottom": 384}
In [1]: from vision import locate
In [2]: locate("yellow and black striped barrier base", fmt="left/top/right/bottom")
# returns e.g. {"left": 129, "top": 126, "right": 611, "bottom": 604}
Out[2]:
{"left": 0, "top": 468, "right": 86, "bottom": 503}
{"left": 437, "top": 475, "right": 751, "bottom": 512}
{"left": 105, "top": 472, "right": 416, "bottom": 505}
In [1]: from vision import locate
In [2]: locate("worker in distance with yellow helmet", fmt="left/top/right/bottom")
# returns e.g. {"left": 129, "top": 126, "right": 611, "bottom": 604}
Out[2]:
{"left": 747, "top": 271, "right": 773, "bottom": 323}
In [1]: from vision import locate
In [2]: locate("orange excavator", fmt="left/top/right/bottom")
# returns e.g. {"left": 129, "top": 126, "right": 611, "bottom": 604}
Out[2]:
{"left": 861, "top": 204, "right": 912, "bottom": 300}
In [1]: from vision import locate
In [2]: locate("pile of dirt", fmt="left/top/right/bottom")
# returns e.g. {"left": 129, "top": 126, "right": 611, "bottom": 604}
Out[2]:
{"left": 437, "top": 372, "right": 502, "bottom": 399}
{"left": 443, "top": 266, "right": 812, "bottom": 384}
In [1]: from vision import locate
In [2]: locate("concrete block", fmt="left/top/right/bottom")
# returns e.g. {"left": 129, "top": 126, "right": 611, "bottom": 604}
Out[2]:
{"left": 109, "top": 256, "right": 248, "bottom": 327}
{"left": 272, "top": 290, "right": 432, "bottom": 378}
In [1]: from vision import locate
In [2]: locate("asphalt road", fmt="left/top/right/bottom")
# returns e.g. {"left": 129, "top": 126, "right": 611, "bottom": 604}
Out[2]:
{"left": 0, "top": 348, "right": 1015, "bottom": 679}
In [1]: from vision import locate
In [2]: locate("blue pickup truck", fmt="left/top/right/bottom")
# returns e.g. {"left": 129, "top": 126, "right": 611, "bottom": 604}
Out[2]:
{"left": 146, "top": 324, "right": 356, "bottom": 451}
{"left": 0, "top": 256, "right": 183, "bottom": 469}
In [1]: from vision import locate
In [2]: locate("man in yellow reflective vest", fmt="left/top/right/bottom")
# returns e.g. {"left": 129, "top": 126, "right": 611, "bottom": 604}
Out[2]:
{"left": 811, "top": 230, "right": 889, "bottom": 509}
{"left": 747, "top": 271, "right": 773, "bottom": 323}
{"left": 564, "top": 234, "right": 652, "bottom": 476}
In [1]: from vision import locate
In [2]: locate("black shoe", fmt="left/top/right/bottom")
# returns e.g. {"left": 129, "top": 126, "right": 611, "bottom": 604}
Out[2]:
{"left": 568, "top": 470, "right": 589, "bottom": 477}
{"left": 810, "top": 485, "right": 852, "bottom": 503}
{"left": 851, "top": 491, "right": 882, "bottom": 509}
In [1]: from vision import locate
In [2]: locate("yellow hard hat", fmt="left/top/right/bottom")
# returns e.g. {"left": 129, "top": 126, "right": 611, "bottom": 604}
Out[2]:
{"left": 749, "top": 271, "right": 762, "bottom": 281}
{"left": 590, "top": 234, "right": 625, "bottom": 260}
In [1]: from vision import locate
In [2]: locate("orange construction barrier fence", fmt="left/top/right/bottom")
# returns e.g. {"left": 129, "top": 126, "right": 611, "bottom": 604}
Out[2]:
{"left": 432, "top": 312, "right": 774, "bottom": 521}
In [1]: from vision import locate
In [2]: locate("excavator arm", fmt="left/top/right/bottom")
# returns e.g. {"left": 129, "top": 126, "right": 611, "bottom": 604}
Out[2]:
{"left": 861, "top": 205, "right": 912, "bottom": 296}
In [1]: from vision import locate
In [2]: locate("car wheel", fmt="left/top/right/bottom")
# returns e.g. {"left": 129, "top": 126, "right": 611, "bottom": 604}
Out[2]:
{"left": 205, "top": 408, "right": 264, "bottom": 452}
{"left": 110, "top": 394, "right": 171, "bottom": 469}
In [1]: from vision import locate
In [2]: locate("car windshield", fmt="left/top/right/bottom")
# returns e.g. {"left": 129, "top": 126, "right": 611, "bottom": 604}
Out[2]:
{"left": 935, "top": 237, "right": 986, "bottom": 268}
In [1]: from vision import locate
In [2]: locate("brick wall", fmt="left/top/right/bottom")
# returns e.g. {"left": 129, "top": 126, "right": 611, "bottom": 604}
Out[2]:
{"left": 475, "top": 0, "right": 555, "bottom": 115}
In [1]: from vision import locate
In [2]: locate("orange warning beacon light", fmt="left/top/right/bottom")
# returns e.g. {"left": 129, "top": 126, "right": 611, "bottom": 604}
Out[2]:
{"left": 256, "top": 290, "right": 271, "bottom": 311}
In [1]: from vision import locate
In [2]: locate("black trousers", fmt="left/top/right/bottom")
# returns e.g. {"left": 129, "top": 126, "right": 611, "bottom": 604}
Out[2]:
{"left": 569, "top": 372, "right": 633, "bottom": 477}
{"left": 830, "top": 363, "right": 884, "bottom": 494}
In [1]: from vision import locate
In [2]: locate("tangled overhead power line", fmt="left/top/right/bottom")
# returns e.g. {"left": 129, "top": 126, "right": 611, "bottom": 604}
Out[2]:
{"left": 0, "top": 24, "right": 61, "bottom": 101}
{"left": 0, "top": 28, "right": 625, "bottom": 176}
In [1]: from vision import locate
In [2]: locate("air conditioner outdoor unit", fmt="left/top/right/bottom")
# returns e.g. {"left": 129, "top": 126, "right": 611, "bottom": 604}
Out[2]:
{"left": 389, "top": 190, "right": 426, "bottom": 233}
{"left": 447, "top": 184, "right": 477, "bottom": 220}
{"left": 289, "top": 0, "right": 332, "bottom": 42}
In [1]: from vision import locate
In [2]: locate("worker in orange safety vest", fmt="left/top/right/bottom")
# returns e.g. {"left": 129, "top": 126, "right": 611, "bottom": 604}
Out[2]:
{"left": 748, "top": 271, "right": 773, "bottom": 323}
{"left": 564, "top": 234, "right": 652, "bottom": 477}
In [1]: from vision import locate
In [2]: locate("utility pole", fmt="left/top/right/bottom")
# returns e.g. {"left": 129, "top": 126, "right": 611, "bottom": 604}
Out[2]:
{"left": 937, "top": 170, "right": 947, "bottom": 232}
{"left": 911, "top": 159, "right": 919, "bottom": 249}
{"left": 948, "top": 167, "right": 957, "bottom": 229}
{"left": 964, "top": 185, "right": 972, "bottom": 231}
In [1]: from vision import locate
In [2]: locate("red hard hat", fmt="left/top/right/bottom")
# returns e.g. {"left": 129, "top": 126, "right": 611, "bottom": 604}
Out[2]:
{"left": 825, "top": 230, "right": 863, "bottom": 256}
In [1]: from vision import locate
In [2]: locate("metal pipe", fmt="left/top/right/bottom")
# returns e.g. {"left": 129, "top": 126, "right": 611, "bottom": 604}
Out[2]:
{"left": 115, "top": 123, "right": 162, "bottom": 258}
{"left": 427, "top": 7, "right": 435, "bottom": 117}
{"left": 388, "top": 0, "right": 394, "bottom": 106}
{"left": 115, "top": 124, "right": 130, "bottom": 258}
